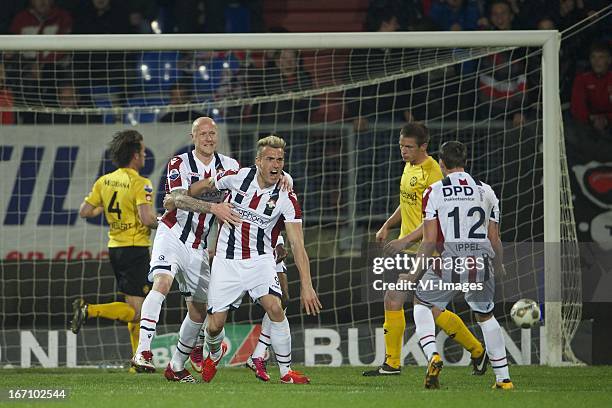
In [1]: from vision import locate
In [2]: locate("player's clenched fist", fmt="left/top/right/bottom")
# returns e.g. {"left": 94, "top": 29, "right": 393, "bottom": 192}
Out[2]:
{"left": 210, "top": 202, "right": 241, "bottom": 226}
{"left": 301, "top": 285, "right": 322, "bottom": 316}
{"left": 375, "top": 225, "right": 389, "bottom": 242}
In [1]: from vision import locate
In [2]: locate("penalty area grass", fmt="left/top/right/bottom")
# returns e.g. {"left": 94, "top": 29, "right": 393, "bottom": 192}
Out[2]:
{"left": 2, "top": 365, "right": 612, "bottom": 407}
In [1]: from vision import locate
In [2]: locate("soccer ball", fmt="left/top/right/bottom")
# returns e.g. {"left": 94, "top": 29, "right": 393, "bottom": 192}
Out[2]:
{"left": 510, "top": 299, "right": 541, "bottom": 328}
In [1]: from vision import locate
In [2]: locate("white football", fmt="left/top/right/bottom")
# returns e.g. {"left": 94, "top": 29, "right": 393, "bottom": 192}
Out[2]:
{"left": 510, "top": 298, "right": 541, "bottom": 328}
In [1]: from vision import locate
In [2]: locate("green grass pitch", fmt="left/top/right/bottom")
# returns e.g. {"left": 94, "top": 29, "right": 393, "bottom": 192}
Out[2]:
{"left": 2, "top": 366, "right": 612, "bottom": 407}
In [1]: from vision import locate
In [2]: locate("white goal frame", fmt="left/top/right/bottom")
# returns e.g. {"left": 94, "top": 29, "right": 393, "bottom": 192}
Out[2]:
{"left": 0, "top": 31, "right": 564, "bottom": 366}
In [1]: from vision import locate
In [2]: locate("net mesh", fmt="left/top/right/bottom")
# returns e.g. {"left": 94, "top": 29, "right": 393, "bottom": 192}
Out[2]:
{"left": 0, "top": 37, "right": 580, "bottom": 367}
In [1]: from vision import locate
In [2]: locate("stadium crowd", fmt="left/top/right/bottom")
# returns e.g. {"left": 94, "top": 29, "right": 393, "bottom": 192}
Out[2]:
{"left": 0, "top": 0, "right": 609, "bottom": 144}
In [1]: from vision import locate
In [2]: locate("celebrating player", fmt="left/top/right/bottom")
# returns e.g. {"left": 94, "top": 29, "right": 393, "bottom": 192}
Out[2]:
{"left": 201, "top": 135, "right": 322, "bottom": 384}
{"left": 364, "top": 123, "right": 487, "bottom": 376}
{"left": 130, "top": 117, "right": 240, "bottom": 381}
{"left": 72, "top": 130, "right": 158, "bottom": 360}
{"left": 409, "top": 141, "right": 512, "bottom": 389}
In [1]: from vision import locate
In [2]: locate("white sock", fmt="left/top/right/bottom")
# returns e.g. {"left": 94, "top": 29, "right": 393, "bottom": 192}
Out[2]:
{"left": 170, "top": 314, "right": 202, "bottom": 371}
{"left": 270, "top": 318, "right": 291, "bottom": 377}
{"left": 478, "top": 317, "right": 510, "bottom": 382}
{"left": 136, "top": 290, "right": 165, "bottom": 354}
{"left": 195, "top": 316, "right": 208, "bottom": 348}
{"left": 252, "top": 313, "right": 272, "bottom": 359}
{"left": 205, "top": 327, "right": 225, "bottom": 361}
{"left": 414, "top": 304, "right": 437, "bottom": 360}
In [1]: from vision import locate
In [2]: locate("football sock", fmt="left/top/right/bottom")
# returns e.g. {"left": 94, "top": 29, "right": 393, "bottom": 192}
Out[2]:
{"left": 383, "top": 309, "right": 406, "bottom": 369}
{"left": 195, "top": 316, "right": 208, "bottom": 347}
{"left": 435, "top": 309, "right": 484, "bottom": 358}
{"left": 170, "top": 314, "right": 201, "bottom": 371}
{"left": 414, "top": 304, "right": 437, "bottom": 361}
{"left": 127, "top": 322, "right": 139, "bottom": 354}
{"left": 270, "top": 317, "right": 292, "bottom": 377}
{"left": 478, "top": 317, "right": 510, "bottom": 382}
{"left": 205, "top": 327, "right": 225, "bottom": 361}
{"left": 88, "top": 302, "right": 135, "bottom": 322}
{"left": 136, "top": 290, "right": 165, "bottom": 354}
{"left": 252, "top": 312, "right": 271, "bottom": 359}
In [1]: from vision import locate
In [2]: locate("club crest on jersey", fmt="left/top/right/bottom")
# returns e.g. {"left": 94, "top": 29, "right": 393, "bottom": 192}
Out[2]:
{"left": 169, "top": 168, "right": 180, "bottom": 181}
{"left": 266, "top": 199, "right": 277, "bottom": 210}
{"left": 410, "top": 176, "right": 418, "bottom": 186}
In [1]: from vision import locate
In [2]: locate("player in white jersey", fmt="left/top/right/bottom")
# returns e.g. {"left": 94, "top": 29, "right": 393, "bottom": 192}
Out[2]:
{"left": 130, "top": 117, "right": 241, "bottom": 381}
{"left": 408, "top": 141, "right": 513, "bottom": 390}
{"left": 200, "top": 135, "right": 322, "bottom": 384}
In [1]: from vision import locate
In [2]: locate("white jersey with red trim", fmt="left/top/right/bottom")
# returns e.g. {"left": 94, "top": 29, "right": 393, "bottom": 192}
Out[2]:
{"left": 160, "top": 150, "right": 239, "bottom": 249}
{"left": 214, "top": 166, "right": 302, "bottom": 260}
{"left": 422, "top": 171, "right": 500, "bottom": 283}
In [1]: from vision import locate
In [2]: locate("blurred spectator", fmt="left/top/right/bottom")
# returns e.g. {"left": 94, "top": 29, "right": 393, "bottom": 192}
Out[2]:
{"left": 346, "top": 8, "right": 413, "bottom": 132}
{"left": 487, "top": 0, "right": 515, "bottom": 30}
{"left": 0, "top": 63, "right": 15, "bottom": 124}
{"left": 8, "top": 0, "right": 72, "bottom": 107}
{"left": 368, "top": 0, "right": 422, "bottom": 30}
{"left": 159, "top": 82, "right": 203, "bottom": 123}
{"left": 247, "top": 49, "right": 319, "bottom": 124}
{"left": 19, "top": 82, "right": 102, "bottom": 123}
{"left": 1, "top": 0, "right": 27, "bottom": 34}
{"left": 10, "top": 0, "right": 72, "bottom": 37}
{"left": 125, "top": 0, "right": 159, "bottom": 34}
{"left": 477, "top": 0, "right": 531, "bottom": 126}
{"left": 429, "top": 0, "right": 484, "bottom": 31}
{"left": 558, "top": 0, "right": 587, "bottom": 31}
{"left": 509, "top": 0, "right": 559, "bottom": 29}
{"left": 73, "top": 0, "right": 130, "bottom": 34}
{"left": 570, "top": 42, "right": 612, "bottom": 135}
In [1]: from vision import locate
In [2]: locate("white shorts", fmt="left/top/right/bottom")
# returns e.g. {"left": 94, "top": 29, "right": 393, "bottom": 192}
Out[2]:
{"left": 208, "top": 255, "right": 282, "bottom": 313}
{"left": 276, "top": 261, "right": 286, "bottom": 274}
{"left": 149, "top": 225, "right": 210, "bottom": 303}
{"left": 414, "top": 269, "right": 495, "bottom": 314}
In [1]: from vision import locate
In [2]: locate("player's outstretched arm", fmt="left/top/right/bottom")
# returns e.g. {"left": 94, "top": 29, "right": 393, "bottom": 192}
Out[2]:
{"left": 487, "top": 221, "right": 504, "bottom": 277}
{"left": 285, "top": 222, "right": 322, "bottom": 316}
{"left": 376, "top": 205, "right": 401, "bottom": 242}
{"left": 78, "top": 201, "right": 103, "bottom": 218}
{"left": 171, "top": 189, "right": 241, "bottom": 226}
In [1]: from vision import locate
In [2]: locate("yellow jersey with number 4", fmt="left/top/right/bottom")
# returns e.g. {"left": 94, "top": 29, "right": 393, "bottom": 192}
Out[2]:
{"left": 399, "top": 156, "right": 443, "bottom": 242}
{"left": 85, "top": 167, "right": 153, "bottom": 248}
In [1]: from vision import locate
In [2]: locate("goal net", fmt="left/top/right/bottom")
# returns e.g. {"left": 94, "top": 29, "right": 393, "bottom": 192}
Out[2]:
{"left": 0, "top": 32, "right": 580, "bottom": 368}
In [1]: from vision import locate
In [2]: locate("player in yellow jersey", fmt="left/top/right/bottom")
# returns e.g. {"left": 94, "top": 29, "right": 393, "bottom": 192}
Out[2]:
{"left": 70, "top": 130, "right": 158, "bottom": 359}
{"left": 363, "top": 123, "right": 488, "bottom": 376}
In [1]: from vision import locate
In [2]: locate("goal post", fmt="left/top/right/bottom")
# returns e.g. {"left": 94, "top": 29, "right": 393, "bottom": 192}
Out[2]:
{"left": 0, "top": 30, "right": 572, "bottom": 367}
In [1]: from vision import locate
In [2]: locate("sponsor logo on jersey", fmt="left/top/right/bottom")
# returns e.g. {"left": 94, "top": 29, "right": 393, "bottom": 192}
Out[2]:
{"left": 236, "top": 207, "right": 270, "bottom": 228}
{"left": 144, "top": 184, "right": 153, "bottom": 193}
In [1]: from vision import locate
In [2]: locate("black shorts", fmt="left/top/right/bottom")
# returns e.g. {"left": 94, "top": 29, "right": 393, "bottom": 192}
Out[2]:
{"left": 108, "top": 246, "right": 151, "bottom": 297}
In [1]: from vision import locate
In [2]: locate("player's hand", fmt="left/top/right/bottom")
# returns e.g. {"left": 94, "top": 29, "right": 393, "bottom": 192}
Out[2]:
{"left": 301, "top": 285, "right": 322, "bottom": 316}
{"left": 375, "top": 225, "right": 389, "bottom": 242}
{"left": 383, "top": 239, "right": 405, "bottom": 256}
{"left": 398, "top": 273, "right": 417, "bottom": 285}
{"left": 278, "top": 173, "right": 292, "bottom": 192}
{"left": 274, "top": 244, "right": 288, "bottom": 264}
{"left": 163, "top": 194, "right": 176, "bottom": 211}
{"left": 211, "top": 202, "right": 241, "bottom": 226}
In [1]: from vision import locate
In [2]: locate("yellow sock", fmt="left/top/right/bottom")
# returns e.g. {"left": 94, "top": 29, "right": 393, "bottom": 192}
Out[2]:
{"left": 383, "top": 309, "right": 406, "bottom": 369}
{"left": 88, "top": 302, "right": 136, "bottom": 323}
{"left": 127, "top": 322, "right": 139, "bottom": 354}
{"left": 435, "top": 310, "right": 484, "bottom": 358}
